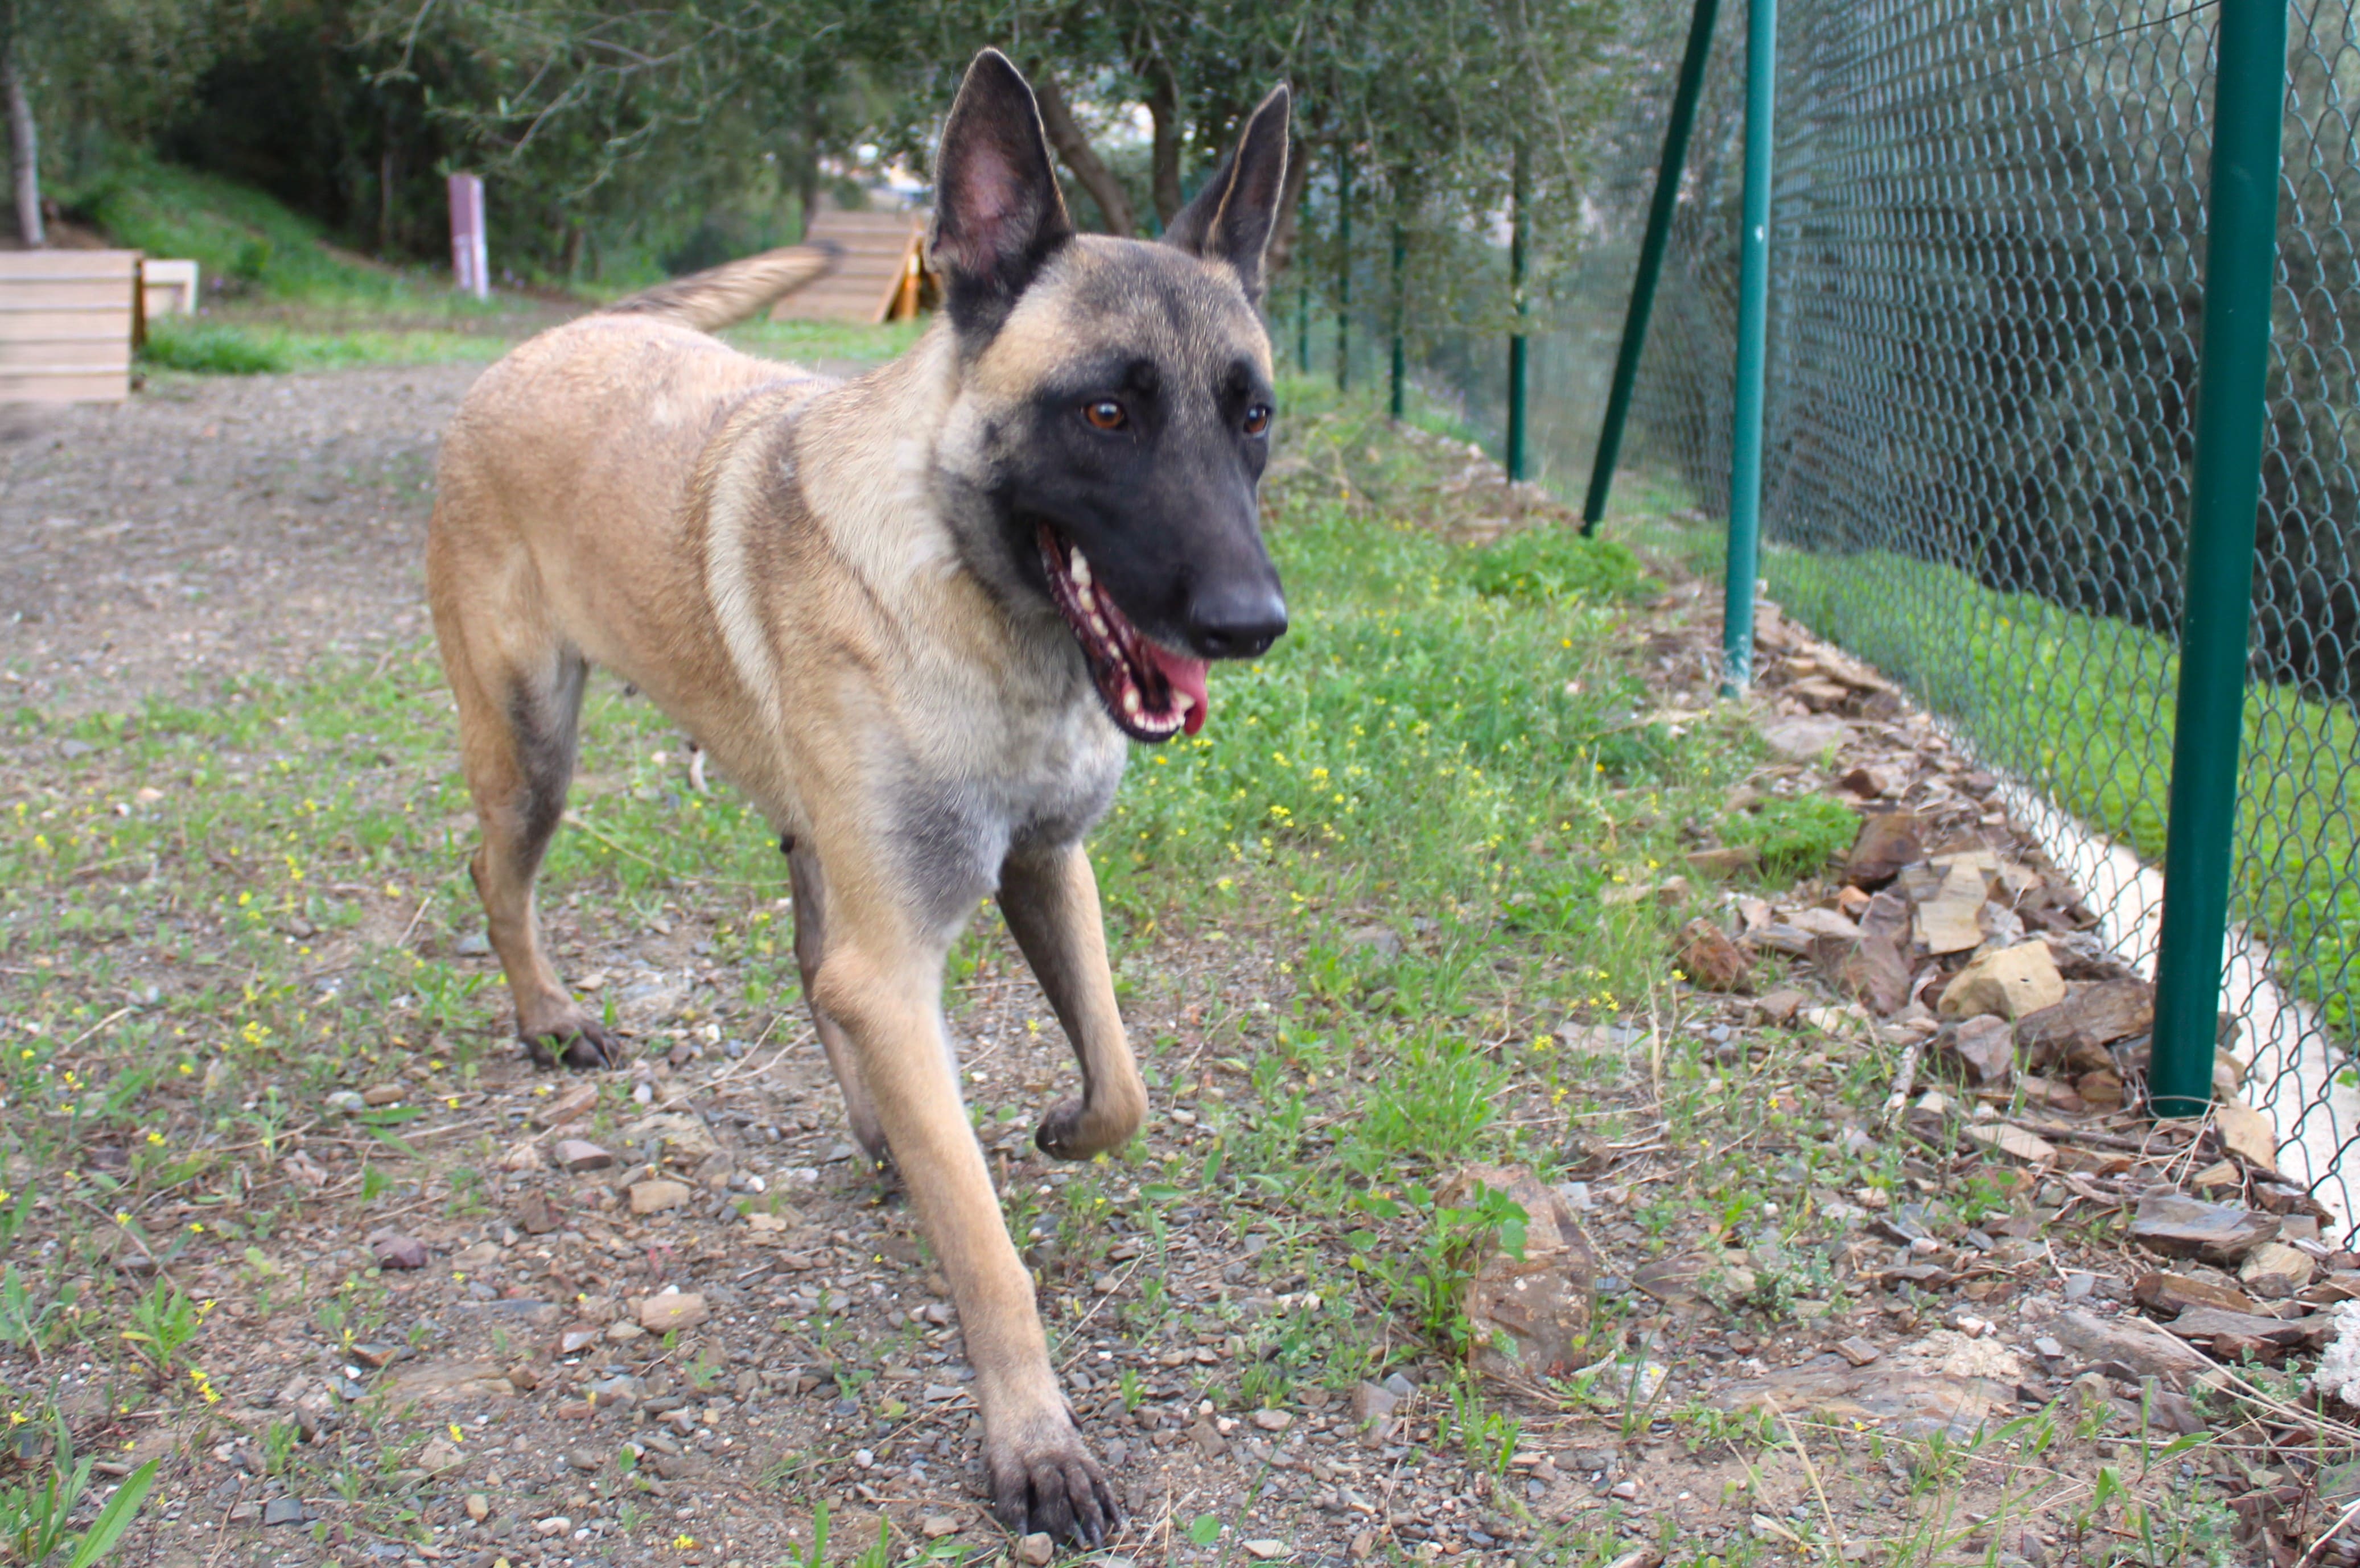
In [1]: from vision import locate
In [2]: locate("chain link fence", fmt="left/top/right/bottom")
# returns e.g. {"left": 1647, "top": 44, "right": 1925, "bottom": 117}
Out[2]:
{"left": 1314, "top": 0, "right": 2360, "bottom": 1233}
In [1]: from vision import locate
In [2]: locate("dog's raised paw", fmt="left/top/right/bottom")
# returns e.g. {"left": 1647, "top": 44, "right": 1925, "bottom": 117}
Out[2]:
{"left": 987, "top": 1421, "right": 1121, "bottom": 1547}
{"left": 522, "top": 1020, "right": 620, "bottom": 1071}
{"left": 1033, "top": 1097, "right": 1134, "bottom": 1162}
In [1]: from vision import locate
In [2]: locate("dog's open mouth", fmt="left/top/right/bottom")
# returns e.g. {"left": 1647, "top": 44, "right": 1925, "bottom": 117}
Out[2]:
{"left": 1037, "top": 524, "right": 1207, "bottom": 742}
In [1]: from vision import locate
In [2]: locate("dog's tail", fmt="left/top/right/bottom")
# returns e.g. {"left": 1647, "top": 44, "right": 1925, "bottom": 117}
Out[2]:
{"left": 599, "top": 242, "right": 841, "bottom": 333}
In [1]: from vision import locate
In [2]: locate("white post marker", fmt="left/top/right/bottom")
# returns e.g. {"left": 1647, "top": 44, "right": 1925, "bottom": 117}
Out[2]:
{"left": 448, "top": 174, "right": 489, "bottom": 300}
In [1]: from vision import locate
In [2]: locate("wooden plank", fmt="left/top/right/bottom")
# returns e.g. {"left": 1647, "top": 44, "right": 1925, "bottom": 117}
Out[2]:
{"left": 0, "top": 250, "right": 141, "bottom": 281}
{"left": 0, "top": 371, "right": 132, "bottom": 403}
{"left": 0, "top": 282, "right": 146, "bottom": 311}
{"left": 0, "top": 340, "right": 134, "bottom": 368}
{"left": 0, "top": 310, "right": 135, "bottom": 341}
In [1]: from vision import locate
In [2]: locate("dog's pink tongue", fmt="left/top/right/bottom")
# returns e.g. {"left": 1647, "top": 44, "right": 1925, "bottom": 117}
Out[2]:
{"left": 1144, "top": 643, "right": 1211, "bottom": 735}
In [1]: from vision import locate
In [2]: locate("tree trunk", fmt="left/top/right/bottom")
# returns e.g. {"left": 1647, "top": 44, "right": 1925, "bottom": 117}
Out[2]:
{"left": 1144, "top": 59, "right": 1183, "bottom": 227}
{"left": 1031, "top": 72, "right": 1135, "bottom": 236}
{"left": 1263, "top": 135, "right": 1313, "bottom": 279}
{"left": 3, "top": 35, "right": 39, "bottom": 249}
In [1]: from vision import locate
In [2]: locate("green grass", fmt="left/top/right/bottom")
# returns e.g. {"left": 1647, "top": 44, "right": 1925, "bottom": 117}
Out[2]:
{"left": 69, "top": 157, "right": 416, "bottom": 304}
{"left": 1767, "top": 542, "right": 2360, "bottom": 1039}
{"left": 138, "top": 316, "right": 517, "bottom": 376}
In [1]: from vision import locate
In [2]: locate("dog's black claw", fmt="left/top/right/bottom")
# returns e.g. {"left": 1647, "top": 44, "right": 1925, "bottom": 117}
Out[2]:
{"left": 987, "top": 1421, "right": 1121, "bottom": 1548}
{"left": 522, "top": 1020, "right": 619, "bottom": 1070}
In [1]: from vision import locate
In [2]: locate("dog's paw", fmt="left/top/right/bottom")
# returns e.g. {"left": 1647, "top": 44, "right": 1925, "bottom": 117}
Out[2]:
{"left": 522, "top": 1020, "right": 619, "bottom": 1070}
{"left": 986, "top": 1416, "right": 1121, "bottom": 1547}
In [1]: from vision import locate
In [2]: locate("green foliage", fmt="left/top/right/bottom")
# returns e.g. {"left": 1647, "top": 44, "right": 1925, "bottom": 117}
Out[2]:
{"left": 69, "top": 158, "right": 399, "bottom": 303}
{"left": 0, "top": 1420, "right": 156, "bottom": 1568}
{"left": 1464, "top": 526, "right": 1654, "bottom": 606}
{"left": 1353, "top": 1178, "right": 1529, "bottom": 1355}
{"left": 118, "top": 1280, "right": 203, "bottom": 1380}
{"left": 1716, "top": 792, "right": 1859, "bottom": 883}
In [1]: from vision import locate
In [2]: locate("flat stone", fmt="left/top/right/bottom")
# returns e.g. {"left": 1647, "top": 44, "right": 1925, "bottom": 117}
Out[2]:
{"left": 2214, "top": 1101, "right": 2283, "bottom": 1177}
{"left": 1685, "top": 844, "right": 1761, "bottom": 880}
{"left": 2015, "top": 980, "right": 2155, "bottom": 1073}
{"left": 348, "top": 1342, "right": 402, "bottom": 1369}
{"left": 2046, "top": 1308, "right": 2213, "bottom": 1381}
{"left": 1963, "top": 1123, "right": 2057, "bottom": 1165}
{"left": 1913, "top": 863, "right": 1989, "bottom": 956}
{"left": 1942, "top": 1016, "right": 2016, "bottom": 1086}
{"left": 922, "top": 1515, "right": 962, "bottom": 1538}
{"left": 1835, "top": 1336, "right": 1882, "bottom": 1367}
{"left": 1245, "top": 1542, "right": 1288, "bottom": 1561}
{"left": 1938, "top": 942, "right": 2067, "bottom": 1021}
{"left": 261, "top": 1497, "right": 307, "bottom": 1526}
{"left": 553, "top": 1140, "right": 614, "bottom": 1173}
{"left": 1757, "top": 713, "right": 1851, "bottom": 762}
{"left": 1351, "top": 1381, "right": 1399, "bottom": 1426}
{"left": 418, "top": 1437, "right": 463, "bottom": 1475}
{"left": 1846, "top": 811, "right": 1925, "bottom": 888}
{"left": 389, "top": 1360, "right": 514, "bottom": 1404}
{"left": 558, "top": 1323, "right": 603, "bottom": 1354}
{"left": 465, "top": 1493, "right": 489, "bottom": 1522}
{"left": 626, "top": 1112, "right": 719, "bottom": 1159}
{"left": 2134, "top": 1272, "right": 2258, "bottom": 1317}
{"left": 535, "top": 1083, "right": 600, "bottom": 1128}
{"left": 639, "top": 1291, "right": 710, "bottom": 1333}
{"left": 362, "top": 1083, "right": 406, "bottom": 1107}
{"left": 1018, "top": 1532, "right": 1056, "bottom": 1566}
{"left": 1251, "top": 1408, "right": 1292, "bottom": 1431}
{"left": 2169, "top": 1307, "right": 2333, "bottom": 1351}
{"left": 605, "top": 1321, "right": 645, "bottom": 1343}
{"left": 368, "top": 1231, "right": 427, "bottom": 1270}
{"left": 2131, "top": 1192, "right": 2279, "bottom": 1265}
{"left": 2239, "top": 1241, "right": 2316, "bottom": 1300}
{"left": 628, "top": 1180, "right": 691, "bottom": 1216}
{"left": 514, "top": 1190, "right": 563, "bottom": 1236}
{"left": 1716, "top": 1363, "right": 2011, "bottom": 1442}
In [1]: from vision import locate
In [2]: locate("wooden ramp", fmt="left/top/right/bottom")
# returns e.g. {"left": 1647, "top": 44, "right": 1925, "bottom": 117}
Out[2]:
{"left": 0, "top": 251, "right": 142, "bottom": 403}
{"left": 771, "top": 209, "right": 930, "bottom": 324}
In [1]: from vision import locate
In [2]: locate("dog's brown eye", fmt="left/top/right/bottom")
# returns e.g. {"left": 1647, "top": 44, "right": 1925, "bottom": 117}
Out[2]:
{"left": 1084, "top": 399, "right": 1127, "bottom": 431}
{"left": 1242, "top": 404, "right": 1272, "bottom": 436}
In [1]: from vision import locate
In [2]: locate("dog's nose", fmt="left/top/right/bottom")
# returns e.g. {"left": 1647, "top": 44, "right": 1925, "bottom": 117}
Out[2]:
{"left": 1185, "top": 583, "right": 1289, "bottom": 659}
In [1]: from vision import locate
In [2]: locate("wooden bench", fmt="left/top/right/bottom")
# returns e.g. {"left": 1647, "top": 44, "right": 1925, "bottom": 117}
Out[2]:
{"left": 142, "top": 258, "right": 200, "bottom": 319}
{"left": 0, "top": 250, "right": 142, "bottom": 403}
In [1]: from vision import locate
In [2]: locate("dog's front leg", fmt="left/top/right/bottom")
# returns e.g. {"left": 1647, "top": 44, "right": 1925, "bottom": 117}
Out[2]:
{"left": 810, "top": 918, "right": 1120, "bottom": 1545}
{"left": 998, "top": 841, "right": 1146, "bottom": 1160}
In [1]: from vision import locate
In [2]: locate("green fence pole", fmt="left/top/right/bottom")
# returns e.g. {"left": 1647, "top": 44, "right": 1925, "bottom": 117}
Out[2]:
{"left": 1721, "top": 0, "right": 1778, "bottom": 696}
{"left": 2149, "top": 0, "right": 2287, "bottom": 1120}
{"left": 1390, "top": 222, "right": 1407, "bottom": 420}
{"left": 1506, "top": 142, "right": 1530, "bottom": 482}
{"left": 1336, "top": 145, "right": 1352, "bottom": 393}
{"left": 1582, "top": 0, "right": 1724, "bottom": 535}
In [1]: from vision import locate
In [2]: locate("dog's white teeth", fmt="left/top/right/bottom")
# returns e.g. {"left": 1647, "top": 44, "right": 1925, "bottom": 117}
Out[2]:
{"left": 1122, "top": 688, "right": 1142, "bottom": 717}
{"left": 1069, "top": 550, "right": 1093, "bottom": 588}
{"left": 1088, "top": 613, "right": 1109, "bottom": 638}
{"left": 1173, "top": 690, "right": 1197, "bottom": 715}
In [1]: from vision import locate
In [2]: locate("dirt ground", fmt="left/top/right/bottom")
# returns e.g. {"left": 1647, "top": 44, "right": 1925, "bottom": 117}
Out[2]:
{"left": 6, "top": 364, "right": 2355, "bottom": 1568}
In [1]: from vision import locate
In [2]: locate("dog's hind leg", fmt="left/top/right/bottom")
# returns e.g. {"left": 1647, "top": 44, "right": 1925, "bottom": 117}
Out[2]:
{"left": 438, "top": 600, "right": 616, "bottom": 1070}
{"left": 786, "top": 842, "right": 887, "bottom": 1162}
{"left": 997, "top": 842, "right": 1146, "bottom": 1160}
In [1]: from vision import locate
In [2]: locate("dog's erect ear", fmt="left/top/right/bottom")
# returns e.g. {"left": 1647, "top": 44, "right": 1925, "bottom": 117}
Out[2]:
{"left": 1161, "top": 84, "right": 1291, "bottom": 304}
{"left": 928, "top": 49, "right": 1075, "bottom": 336}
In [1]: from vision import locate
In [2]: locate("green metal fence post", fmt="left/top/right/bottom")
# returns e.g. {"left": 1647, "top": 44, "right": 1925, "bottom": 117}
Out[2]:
{"left": 1507, "top": 142, "right": 1531, "bottom": 482}
{"left": 1336, "top": 145, "right": 1352, "bottom": 393}
{"left": 1721, "top": 0, "right": 1778, "bottom": 696}
{"left": 1390, "top": 222, "right": 1407, "bottom": 420}
{"left": 1582, "top": 0, "right": 1724, "bottom": 535}
{"left": 2149, "top": 0, "right": 2288, "bottom": 1120}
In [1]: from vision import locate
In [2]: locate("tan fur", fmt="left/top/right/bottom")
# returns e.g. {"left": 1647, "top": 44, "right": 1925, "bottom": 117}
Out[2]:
{"left": 429, "top": 252, "right": 1146, "bottom": 1535}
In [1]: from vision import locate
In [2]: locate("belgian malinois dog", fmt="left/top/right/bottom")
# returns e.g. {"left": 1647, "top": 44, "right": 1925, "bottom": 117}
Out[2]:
{"left": 427, "top": 49, "right": 1291, "bottom": 1544}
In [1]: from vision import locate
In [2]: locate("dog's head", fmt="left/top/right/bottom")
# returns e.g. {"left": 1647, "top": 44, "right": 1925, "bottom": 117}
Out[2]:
{"left": 928, "top": 49, "right": 1291, "bottom": 744}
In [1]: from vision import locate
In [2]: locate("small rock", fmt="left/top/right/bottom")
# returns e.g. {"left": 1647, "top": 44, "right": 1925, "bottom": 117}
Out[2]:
{"left": 464, "top": 1493, "right": 489, "bottom": 1522}
{"left": 348, "top": 1343, "right": 401, "bottom": 1369}
{"left": 1245, "top": 1541, "right": 1288, "bottom": 1561}
{"left": 606, "top": 1321, "right": 645, "bottom": 1343}
{"left": 2131, "top": 1192, "right": 2280, "bottom": 1266}
{"left": 628, "top": 1179, "right": 691, "bottom": 1216}
{"left": 1345, "top": 923, "right": 1403, "bottom": 958}
{"left": 639, "top": 1291, "right": 710, "bottom": 1333}
{"left": 1674, "top": 919, "right": 1753, "bottom": 993}
{"left": 2214, "top": 1101, "right": 2283, "bottom": 1177}
{"left": 1351, "top": 1381, "right": 1399, "bottom": 1426}
{"left": 536, "top": 1083, "right": 600, "bottom": 1128}
{"left": 1684, "top": 844, "right": 1761, "bottom": 880}
{"left": 1962, "top": 1123, "right": 2058, "bottom": 1165}
{"left": 361, "top": 1083, "right": 406, "bottom": 1107}
{"left": 418, "top": 1437, "right": 463, "bottom": 1474}
{"left": 1755, "top": 988, "right": 1807, "bottom": 1025}
{"left": 553, "top": 1140, "right": 614, "bottom": 1173}
{"left": 514, "top": 1191, "right": 563, "bottom": 1236}
{"left": 1846, "top": 811, "right": 1925, "bottom": 888}
{"left": 534, "top": 1516, "right": 571, "bottom": 1537}
{"left": 922, "top": 1515, "right": 962, "bottom": 1538}
{"left": 2015, "top": 980, "right": 2155, "bottom": 1073}
{"left": 1941, "top": 1016, "right": 2016, "bottom": 1086}
{"left": 2134, "top": 1272, "right": 2258, "bottom": 1317}
{"left": 1018, "top": 1532, "right": 1056, "bottom": 1566}
{"left": 2168, "top": 1306, "right": 2333, "bottom": 1352}
{"left": 1834, "top": 1336, "right": 1881, "bottom": 1367}
{"left": 2046, "top": 1307, "right": 2213, "bottom": 1381}
{"left": 368, "top": 1232, "right": 428, "bottom": 1270}
{"left": 1609, "top": 1478, "right": 1640, "bottom": 1501}
{"left": 324, "top": 1090, "right": 366, "bottom": 1115}
{"left": 1757, "top": 713, "right": 1850, "bottom": 762}
{"left": 1436, "top": 1165, "right": 1599, "bottom": 1380}
{"left": 1252, "top": 1408, "right": 1293, "bottom": 1431}
{"left": 558, "top": 1324, "right": 603, "bottom": 1354}
{"left": 455, "top": 930, "right": 492, "bottom": 956}
{"left": 1938, "top": 942, "right": 2067, "bottom": 1021}
{"left": 2241, "top": 1241, "right": 2316, "bottom": 1299}
{"left": 262, "top": 1497, "right": 306, "bottom": 1526}
{"left": 626, "top": 1111, "right": 719, "bottom": 1160}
